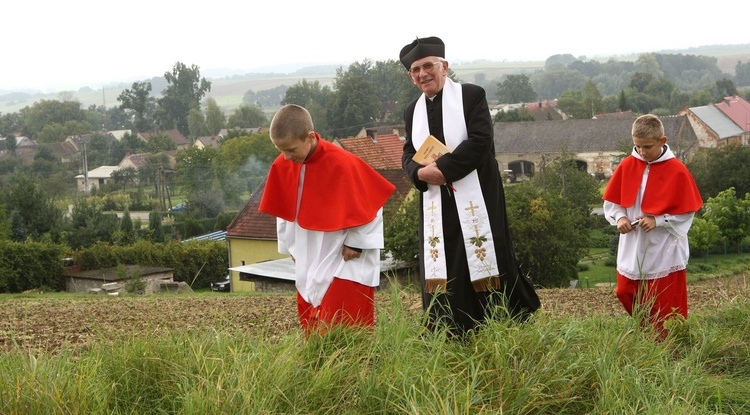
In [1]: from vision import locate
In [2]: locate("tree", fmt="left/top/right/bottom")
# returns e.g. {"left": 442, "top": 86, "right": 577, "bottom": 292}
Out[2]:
{"left": 149, "top": 210, "right": 165, "bottom": 242}
{"left": 114, "top": 209, "right": 135, "bottom": 245}
{"left": 634, "top": 53, "right": 664, "bottom": 78}
{"left": 0, "top": 206, "right": 10, "bottom": 241}
{"left": 384, "top": 190, "right": 420, "bottom": 267}
{"left": 3, "top": 132, "right": 17, "bottom": 156}
{"left": 493, "top": 108, "right": 535, "bottom": 123}
{"left": 63, "top": 198, "right": 119, "bottom": 249}
{"left": 118, "top": 81, "right": 155, "bottom": 133}
{"left": 713, "top": 78, "right": 737, "bottom": 101}
{"left": 496, "top": 74, "right": 537, "bottom": 104}
{"left": 144, "top": 133, "right": 177, "bottom": 153}
{"left": 111, "top": 166, "right": 138, "bottom": 191}
{"left": 505, "top": 184, "right": 589, "bottom": 287}
{"left": 1, "top": 174, "right": 62, "bottom": 240}
{"left": 369, "top": 59, "right": 416, "bottom": 123}
{"left": 544, "top": 54, "right": 578, "bottom": 70}
{"left": 557, "top": 90, "right": 589, "bottom": 119}
{"left": 0, "top": 112, "right": 23, "bottom": 140}
{"left": 701, "top": 187, "right": 750, "bottom": 253}
{"left": 227, "top": 104, "right": 268, "bottom": 129}
{"left": 326, "top": 61, "right": 380, "bottom": 138}
{"left": 582, "top": 80, "right": 603, "bottom": 118}
{"left": 204, "top": 98, "right": 226, "bottom": 135}
{"left": 629, "top": 72, "right": 655, "bottom": 93}
{"left": 532, "top": 154, "right": 600, "bottom": 216}
{"left": 34, "top": 119, "right": 92, "bottom": 144}
{"left": 9, "top": 210, "right": 27, "bottom": 242}
{"left": 735, "top": 60, "right": 750, "bottom": 87}
{"left": 155, "top": 62, "right": 211, "bottom": 137}
{"left": 688, "top": 145, "right": 750, "bottom": 200}
{"left": 120, "top": 131, "right": 143, "bottom": 154}
{"left": 282, "top": 79, "right": 333, "bottom": 135}
{"left": 186, "top": 188, "right": 225, "bottom": 219}
{"left": 689, "top": 216, "right": 721, "bottom": 260}
{"left": 175, "top": 146, "right": 220, "bottom": 196}
{"left": 187, "top": 106, "right": 208, "bottom": 138}
{"left": 530, "top": 69, "right": 587, "bottom": 100}
{"left": 617, "top": 89, "right": 629, "bottom": 111}
{"left": 243, "top": 85, "right": 288, "bottom": 107}
{"left": 21, "top": 99, "right": 86, "bottom": 137}
{"left": 218, "top": 133, "right": 276, "bottom": 196}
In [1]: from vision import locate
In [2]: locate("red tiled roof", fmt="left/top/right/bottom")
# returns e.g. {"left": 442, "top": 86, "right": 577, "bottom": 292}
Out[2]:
{"left": 226, "top": 179, "right": 277, "bottom": 240}
{"left": 337, "top": 134, "right": 404, "bottom": 169}
{"left": 378, "top": 168, "right": 414, "bottom": 211}
{"left": 715, "top": 95, "right": 750, "bottom": 132}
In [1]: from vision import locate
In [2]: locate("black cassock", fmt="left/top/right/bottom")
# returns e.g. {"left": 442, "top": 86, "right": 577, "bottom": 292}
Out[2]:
{"left": 403, "top": 83, "right": 540, "bottom": 334}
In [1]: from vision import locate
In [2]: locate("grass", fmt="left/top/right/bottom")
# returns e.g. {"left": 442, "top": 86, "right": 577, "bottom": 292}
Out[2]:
{"left": 1, "top": 286, "right": 749, "bottom": 414}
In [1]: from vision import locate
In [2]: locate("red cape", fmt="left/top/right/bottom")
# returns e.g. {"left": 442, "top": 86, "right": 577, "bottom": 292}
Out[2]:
{"left": 259, "top": 136, "right": 396, "bottom": 231}
{"left": 603, "top": 154, "right": 703, "bottom": 215}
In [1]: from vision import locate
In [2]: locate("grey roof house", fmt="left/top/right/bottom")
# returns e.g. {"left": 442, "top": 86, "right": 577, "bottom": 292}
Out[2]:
{"left": 493, "top": 115, "right": 699, "bottom": 179}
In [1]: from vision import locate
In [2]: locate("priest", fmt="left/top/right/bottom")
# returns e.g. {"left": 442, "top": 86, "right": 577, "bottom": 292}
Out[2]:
{"left": 399, "top": 36, "right": 540, "bottom": 335}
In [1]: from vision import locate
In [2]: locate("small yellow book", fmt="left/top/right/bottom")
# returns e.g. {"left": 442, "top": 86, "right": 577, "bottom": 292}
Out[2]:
{"left": 412, "top": 135, "right": 451, "bottom": 164}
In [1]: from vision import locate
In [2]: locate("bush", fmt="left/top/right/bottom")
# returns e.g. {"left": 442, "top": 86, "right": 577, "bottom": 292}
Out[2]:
{"left": 0, "top": 240, "right": 66, "bottom": 293}
{"left": 74, "top": 240, "right": 228, "bottom": 289}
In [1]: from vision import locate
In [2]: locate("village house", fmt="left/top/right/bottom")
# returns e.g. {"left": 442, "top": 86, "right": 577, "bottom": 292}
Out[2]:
{"left": 494, "top": 115, "right": 700, "bottom": 180}
{"left": 685, "top": 95, "right": 750, "bottom": 148}
{"left": 118, "top": 151, "right": 176, "bottom": 170}
{"left": 75, "top": 165, "right": 120, "bottom": 192}
{"left": 194, "top": 135, "right": 221, "bottom": 149}
{"left": 137, "top": 129, "right": 190, "bottom": 150}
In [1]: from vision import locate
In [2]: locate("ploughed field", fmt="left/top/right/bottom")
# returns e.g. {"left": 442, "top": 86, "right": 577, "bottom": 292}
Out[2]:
{"left": 2, "top": 275, "right": 748, "bottom": 354}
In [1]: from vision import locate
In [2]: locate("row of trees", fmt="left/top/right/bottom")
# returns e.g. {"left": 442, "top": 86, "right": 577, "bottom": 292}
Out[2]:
{"left": 4, "top": 51, "right": 747, "bottom": 148}
{"left": 495, "top": 53, "right": 749, "bottom": 121}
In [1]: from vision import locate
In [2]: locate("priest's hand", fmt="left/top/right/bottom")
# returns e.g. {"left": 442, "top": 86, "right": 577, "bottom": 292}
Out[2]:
{"left": 342, "top": 246, "right": 361, "bottom": 261}
{"left": 418, "top": 162, "right": 447, "bottom": 185}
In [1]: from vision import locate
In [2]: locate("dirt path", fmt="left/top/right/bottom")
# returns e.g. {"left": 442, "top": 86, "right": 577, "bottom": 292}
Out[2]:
{"left": 1, "top": 275, "right": 748, "bottom": 354}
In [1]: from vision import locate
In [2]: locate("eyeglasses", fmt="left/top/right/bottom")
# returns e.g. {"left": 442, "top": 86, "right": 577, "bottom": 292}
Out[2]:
{"left": 408, "top": 60, "right": 443, "bottom": 76}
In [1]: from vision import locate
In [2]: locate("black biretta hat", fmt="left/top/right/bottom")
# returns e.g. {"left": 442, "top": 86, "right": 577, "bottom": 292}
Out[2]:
{"left": 399, "top": 36, "right": 445, "bottom": 69}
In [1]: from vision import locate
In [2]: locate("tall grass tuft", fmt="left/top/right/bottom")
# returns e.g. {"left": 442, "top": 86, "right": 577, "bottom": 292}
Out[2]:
{"left": 1, "top": 287, "right": 749, "bottom": 414}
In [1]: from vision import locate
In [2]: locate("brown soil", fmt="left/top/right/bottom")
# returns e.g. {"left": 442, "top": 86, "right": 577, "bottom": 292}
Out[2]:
{"left": 1, "top": 274, "right": 748, "bottom": 355}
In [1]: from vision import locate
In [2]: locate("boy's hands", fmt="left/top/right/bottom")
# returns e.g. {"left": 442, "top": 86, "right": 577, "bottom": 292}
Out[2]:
{"left": 617, "top": 216, "right": 656, "bottom": 233}
{"left": 342, "top": 246, "right": 361, "bottom": 261}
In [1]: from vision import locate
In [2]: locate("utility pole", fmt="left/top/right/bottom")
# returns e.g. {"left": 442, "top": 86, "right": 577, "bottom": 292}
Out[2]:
{"left": 82, "top": 139, "right": 89, "bottom": 195}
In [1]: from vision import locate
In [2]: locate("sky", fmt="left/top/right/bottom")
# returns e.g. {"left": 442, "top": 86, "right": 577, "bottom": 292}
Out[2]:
{"left": 4, "top": 0, "right": 749, "bottom": 93}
